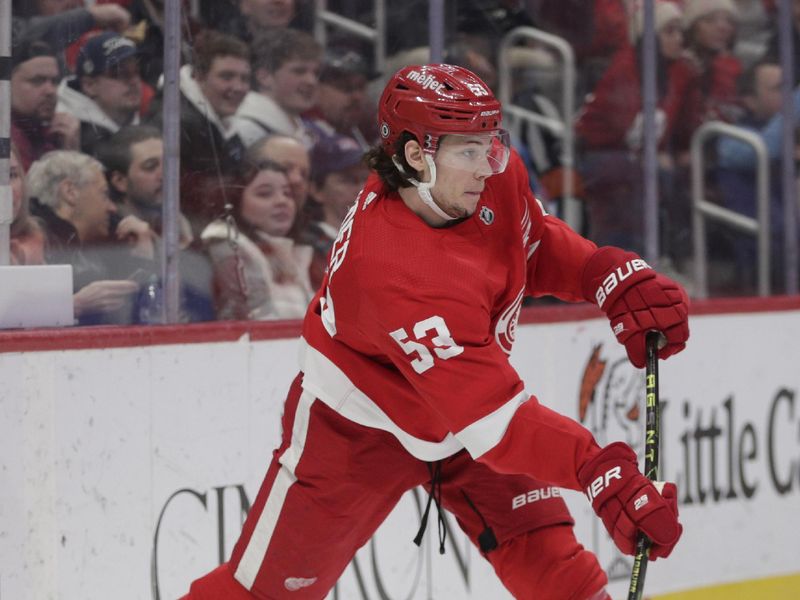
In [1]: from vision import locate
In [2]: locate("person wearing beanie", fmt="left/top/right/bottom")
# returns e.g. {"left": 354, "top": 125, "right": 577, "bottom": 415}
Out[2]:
{"left": 682, "top": 0, "right": 739, "bottom": 33}
{"left": 575, "top": 0, "right": 699, "bottom": 255}
{"left": 631, "top": 0, "right": 683, "bottom": 42}
{"left": 675, "top": 0, "right": 742, "bottom": 126}
{"left": 643, "top": 0, "right": 742, "bottom": 273}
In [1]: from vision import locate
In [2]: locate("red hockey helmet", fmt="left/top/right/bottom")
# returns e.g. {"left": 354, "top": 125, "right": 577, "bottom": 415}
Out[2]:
{"left": 378, "top": 63, "right": 505, "bottom": 158}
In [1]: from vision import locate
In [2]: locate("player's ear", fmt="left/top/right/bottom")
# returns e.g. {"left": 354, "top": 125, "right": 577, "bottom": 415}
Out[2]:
{"left": 403, "top": 139, "right": 425, "bottom": 172}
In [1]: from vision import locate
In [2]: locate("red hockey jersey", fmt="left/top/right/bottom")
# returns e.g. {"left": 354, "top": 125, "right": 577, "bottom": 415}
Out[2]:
{"left": 299, "top": 153, "right": 603, "bottom": 491}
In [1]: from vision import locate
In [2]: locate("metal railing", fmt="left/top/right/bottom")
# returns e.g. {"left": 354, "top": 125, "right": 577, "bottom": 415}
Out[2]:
{"left": 314, "top": 0, "right": 386, "bottom": 75}
{"left": 691, "top": 121, "right": 771, "bottom": 298}
{"left": 497, "top": 26, "right": 579, "bottom": 229}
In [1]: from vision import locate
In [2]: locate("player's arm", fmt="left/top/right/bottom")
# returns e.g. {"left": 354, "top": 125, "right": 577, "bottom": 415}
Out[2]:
{"left": 516, "top": 158, "right": 689, "bottom": 368}
{"left": 512, "top": 153, "right": 597, "bottom": 303}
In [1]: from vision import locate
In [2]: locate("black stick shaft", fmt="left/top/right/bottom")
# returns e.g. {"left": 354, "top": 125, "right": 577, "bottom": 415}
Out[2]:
{"left": 627, "top": 332, "right": 661, "bottom": 600}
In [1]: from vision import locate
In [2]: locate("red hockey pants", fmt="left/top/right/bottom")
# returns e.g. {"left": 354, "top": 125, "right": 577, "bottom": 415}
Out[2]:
{"left": 183, "top": 374, "right": 607, "bottom": 599}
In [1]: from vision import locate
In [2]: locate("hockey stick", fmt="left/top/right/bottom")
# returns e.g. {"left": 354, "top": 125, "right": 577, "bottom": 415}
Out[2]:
{"left": 627, "top": 332, "right": 661, "bottom": 600}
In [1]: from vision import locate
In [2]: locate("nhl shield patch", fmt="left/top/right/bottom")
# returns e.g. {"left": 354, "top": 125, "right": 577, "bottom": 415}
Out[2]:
{"left": 479, "top": 206, "right": 495, "bottom": 225}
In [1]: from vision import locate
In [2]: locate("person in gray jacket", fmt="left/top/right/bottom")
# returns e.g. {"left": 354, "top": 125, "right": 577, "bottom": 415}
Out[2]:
{"left": 233, "top": 28, "right": 320, "bottom": 148}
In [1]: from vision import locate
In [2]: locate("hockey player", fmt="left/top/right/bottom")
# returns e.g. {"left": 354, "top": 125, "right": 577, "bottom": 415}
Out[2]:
{"left": 183, "top": 64, "right": 689, "bottom": 600}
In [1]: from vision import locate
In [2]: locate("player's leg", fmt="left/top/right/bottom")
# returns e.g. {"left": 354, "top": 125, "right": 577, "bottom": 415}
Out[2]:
{"left": 436, "top": 452, "right": 608, "bottom": 600}
{"left": 183, "top": 374, "right": 428, "bottom": 600}
{"left": 180, "top": 563, "right": 252, "bottom": 599}
{"left": 487, "top": 523, "right": 609, "bottom": 600}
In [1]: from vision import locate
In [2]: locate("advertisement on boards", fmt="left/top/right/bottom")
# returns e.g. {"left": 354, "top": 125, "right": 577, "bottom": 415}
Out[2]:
{"left": 1, "top": 307, "right": 798, "bottom": 599}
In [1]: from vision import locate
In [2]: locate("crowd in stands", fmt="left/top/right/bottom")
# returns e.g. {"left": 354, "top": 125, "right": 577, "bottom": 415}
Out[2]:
{"left": 7, "top": 0, "right": 798, "bottom": 327}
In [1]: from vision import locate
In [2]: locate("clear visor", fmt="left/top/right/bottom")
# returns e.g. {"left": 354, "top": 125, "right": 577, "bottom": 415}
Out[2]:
{"left": 431, "top": 130, "right": 511, "bottom": 176}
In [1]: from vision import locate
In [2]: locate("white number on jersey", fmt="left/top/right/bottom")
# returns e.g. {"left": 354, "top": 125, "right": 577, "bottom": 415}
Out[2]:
{"left": 328, "top": 200, "right": 358, "bottom": 283}
{"left": 390, "top": 315, "right": 464, "bottom": 374}
{"left": 320, "top": 192, "right": 362, "bottom": 338}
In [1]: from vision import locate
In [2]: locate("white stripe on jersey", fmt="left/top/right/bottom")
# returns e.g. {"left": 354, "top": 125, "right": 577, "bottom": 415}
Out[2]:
{"left": 234, "top": 390, "right": 315, "bottom": 590}
{"left": 298, "top": 338, "right": 530, "bottom": 462}
{"left": 299, "top": 339, "right": 464, "bottom": 461}
{"left": 455, "top": 389, "right": 529, "bottom": 458}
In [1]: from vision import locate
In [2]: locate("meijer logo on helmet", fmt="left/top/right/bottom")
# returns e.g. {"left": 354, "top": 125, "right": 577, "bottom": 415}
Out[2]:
{"left": 407, "top": 70, "right": 444, "bottom": 92}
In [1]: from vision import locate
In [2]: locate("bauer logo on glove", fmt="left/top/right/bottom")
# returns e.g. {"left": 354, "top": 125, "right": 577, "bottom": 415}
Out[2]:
{"left": 582, "top": 247, "right": 690, "bottom": 368}
{"left": 593, "top": 258, "right": 651, "bottom": 308}
{"left": 585, "top": 466, "right": 623, "bottom": 501}
{"left": 578, "top": 442, "right": 683, "bottom": 559}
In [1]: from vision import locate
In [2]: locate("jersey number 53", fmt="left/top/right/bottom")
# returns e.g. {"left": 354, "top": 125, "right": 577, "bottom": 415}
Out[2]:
{"left": 390, "top": 316, "right": 464, "bottom": 374}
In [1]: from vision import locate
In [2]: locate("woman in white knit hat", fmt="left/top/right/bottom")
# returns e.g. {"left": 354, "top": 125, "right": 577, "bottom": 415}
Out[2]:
{"left": 575, "top": 0, "right": 697, "bottom": 255}
{"left": 643, "top": 0, "right": 742, "bottom": 274}
{"left": 674, "top": 0, "right": 743, "bottom": 127}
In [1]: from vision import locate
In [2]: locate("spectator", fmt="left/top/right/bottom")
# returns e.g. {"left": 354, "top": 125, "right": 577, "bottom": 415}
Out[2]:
{"left": 120, "top": 0, "right": 201, "bottom": 89}
{"left": 10, "top": 38, "right": 80, "bottom": 170}
{"left": 717, "top": 60, "right": 789, "bottom": 169}
{"left": 674, "top": 0, "right": 743, "bottom": 130}
{"left": 715, "top": 60, "right": 799, "bottom": 293}
{"left": 577, "top": 2, "right": 691, "bottom": 152}
{"left": 233, "top": 28, "right": 321, "bottom": 147}
{"left": 216, "top": 0, "right": 302, "bottom": 44}
{"left": 453, "top": 3, "right": 559, "bottom": 99}
{"left": 654, "top": 0, "right": 743, "bottom": 272}
{"left": 28, "top": 1, "right": 84, "bottom": 15}
{"left": 97, "top": 125, "right": 216, "bottom": 322}
{"left": 535, "top": 0, "right": 631, "bottom": 90}
{"left": 97, "top": 125, "right": 192, "bottom": 246}
{"left": 9, "top": 145, "right": 48, "bottom": 266}
{"left": 239, "top": 0, "right": 296, "bottom": 29}
{"left": 575, "top": 0, "right": 694, "bottom": 253}
{"left": 26, "top": 150, "right": 155, "bottom": 324}
{"left": 303, "top": 129, "right": 369, "bottom": 290}
{"left": 201, "top": 158, "right": 314, "bottom": 320}
{"left": 12, "top": 2, "right": 130, "bottom": 58}
{"left": 10, "top": 144, "right": 142, "bottom": 323}
{"left": 305, "top": 47, "right": 379, "bottom": 149}
{"left": 148, "top": 30, "right": 250, "bottom": 237}
{"left": 9, "top": 145, "right": 28, "bottom": 237}
{"left": 246, "top": 133, "right": 314, "bottom": 243}
{"left": 56, "top": 32, "right": 143, "bottom": 156}
{"left": 765, "top": 0, "right": 800, "bottom": 84}
{"left": 733, "top": 0, "right": 775, "bottom": 68}
{"left": 246, "top": 134, "right": 311, "bottom": 215}
{"left": 457, "top": 1, "right": 537, "bottom": 58}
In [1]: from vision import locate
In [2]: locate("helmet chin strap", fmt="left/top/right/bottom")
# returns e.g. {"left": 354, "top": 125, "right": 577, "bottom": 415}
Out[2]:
{"left": 392, "top": 154, "right": 456, "bottom": 222}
